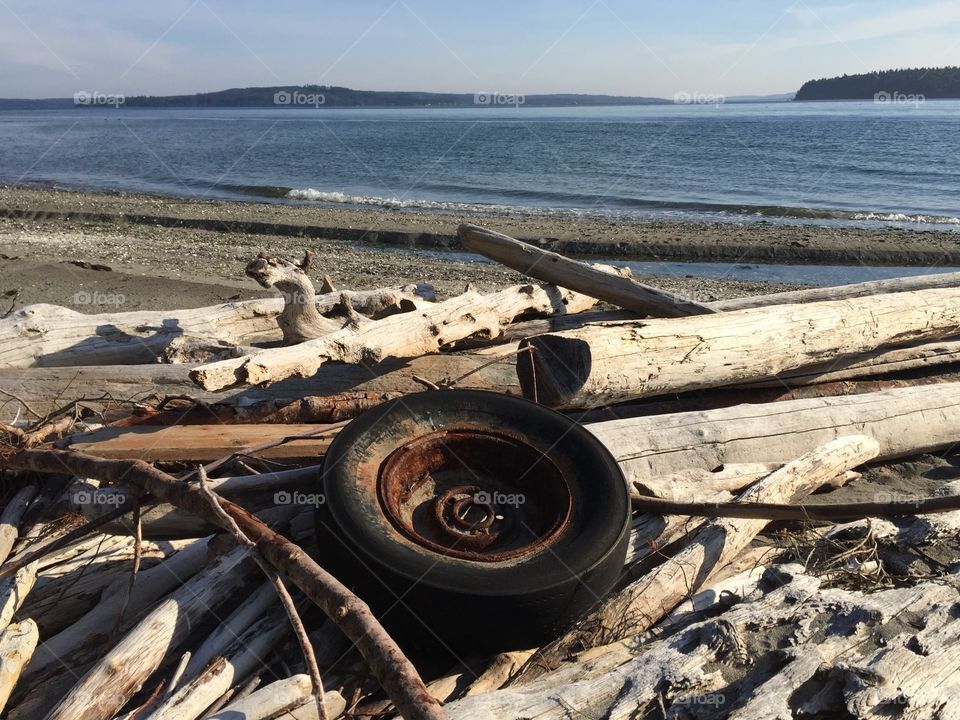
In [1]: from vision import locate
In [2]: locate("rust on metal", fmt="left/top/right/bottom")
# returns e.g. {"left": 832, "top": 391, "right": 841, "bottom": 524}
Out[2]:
{"left": 376, "top": 427, "right": 573, "bottom": 562}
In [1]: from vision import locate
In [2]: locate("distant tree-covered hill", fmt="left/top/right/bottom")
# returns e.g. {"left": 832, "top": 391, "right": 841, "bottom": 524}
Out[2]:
{"left": 796, "top": 67, "right": 960, "bottom": 100}
{"left": 125, "top": 85, "right": 670, "bottom": 108}
{"left": 0, "top": 86, "right": 670, "bottom": 110}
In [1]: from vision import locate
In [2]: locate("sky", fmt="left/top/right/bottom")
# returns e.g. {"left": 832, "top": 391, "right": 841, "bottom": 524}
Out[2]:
{"left": 1, "top": 0, "right": 959, "bottom": 99}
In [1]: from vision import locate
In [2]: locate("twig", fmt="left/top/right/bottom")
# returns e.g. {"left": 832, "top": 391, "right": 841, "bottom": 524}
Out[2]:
{"left": 0, "top": 389, "right": 41, "bottom": 420}
{"left": 111, "top": 496, "right": 143, "bottom": 636}
{"left": 0, "top": 504, "right": 131, "bottom": 579}
{"left": 198, "top": 467, "right": 329, "bottom": 720}
{"left": 631, "top": 489, "right": 960, "bottom": 520}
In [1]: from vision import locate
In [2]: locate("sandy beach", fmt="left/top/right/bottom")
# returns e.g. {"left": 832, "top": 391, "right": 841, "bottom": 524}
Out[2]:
{"left": 2, "top": 185, "right": 958, "bottom": 312}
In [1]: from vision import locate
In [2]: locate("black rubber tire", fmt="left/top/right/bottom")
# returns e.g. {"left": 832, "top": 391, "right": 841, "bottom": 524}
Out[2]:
{"left": 315, "top": 390, "right": 630, "bottom": 655}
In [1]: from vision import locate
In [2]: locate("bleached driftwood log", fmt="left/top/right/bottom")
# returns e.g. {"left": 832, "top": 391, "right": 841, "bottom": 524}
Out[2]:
{"left": 465, "top": 650, "right": 536, "bottom": 697}
{"left": 44, "top": 544, "right": 256, "bottom": 720}
{"left": 245, "top": 250, "right": 344, "bottom": 343}
{"left": 458, "top": 223, "right": 714, "bottom": 317}
{"left": 460, "top": 224, "right": 960, "bottom": 315}
{"left": 193, "top": 281, "right": 603, "bottom": 390}
{"left": 0, "top": 283, "right": 433, "bottom": 368}
{"left": 745, "top": 336, "right": 960, "bottom": 387}
{"left": 22, "top": 535, "right": 214, "bottom": 683}
{"left": 631, "top": 462, "right": 779, "bottom": 501}
{"left": 445, "top": 566, "right": 960, "bottom": 720}
{"left": 0, "top": 619, "right": 37, "bottom": 714}
{"left": 587, "top": 382, "right": 960, "bottom": 484}
{"left": 517, "top": 287, "right": 960, "bottom": 407}
{"left": 0, "top": 341, "right": 520, "bottom": 422}
{"left": 144, "top": 604, "right": 291, "bottom": 720}
{"left": 0, "top": 487, "right": 35, "bottom": 566}
{"left": 0, "top": 563, "right": 36, "bottom": 632}
{"left": 173, "top": 582, "right": 279, "bottom": 692}
{"left": 66, "top": 469, "right": 310, "bottom": 538}
{"left": 713, "top": 268, "right": 960, "bottom": 310}
{"left": 207, "top": 675, "right": 346, "bottom": 720}
{"left": 517, "top": 436, "right": 877, "bottom": 681}
{"left": 20, "top": 534, "right": 193, "bottom": 635}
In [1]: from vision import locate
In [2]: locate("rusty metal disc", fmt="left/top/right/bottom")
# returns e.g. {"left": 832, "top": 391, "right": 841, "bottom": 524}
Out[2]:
{"left": 377, "top": 428, "right": 574, "bottom": 562}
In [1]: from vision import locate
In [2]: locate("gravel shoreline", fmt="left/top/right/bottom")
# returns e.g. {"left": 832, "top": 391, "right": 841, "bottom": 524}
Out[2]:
{"left": 1, "top": 184, "right": 956, "bottom": 311}
{"left": 3, "top": 185, "right": 960, "bottom": 264}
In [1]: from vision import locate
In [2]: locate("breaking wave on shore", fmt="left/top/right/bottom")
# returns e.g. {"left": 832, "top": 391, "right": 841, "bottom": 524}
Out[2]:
{"left": 277, "top": 186, "right": 960, "bottom": 229}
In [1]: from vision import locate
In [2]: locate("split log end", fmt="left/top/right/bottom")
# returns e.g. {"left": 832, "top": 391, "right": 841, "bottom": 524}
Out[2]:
{"left": 517, "top": 335, "right": 592, "bottom": 407}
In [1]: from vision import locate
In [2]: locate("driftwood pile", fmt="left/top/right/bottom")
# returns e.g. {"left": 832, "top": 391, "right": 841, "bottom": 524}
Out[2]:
{"left": 1, "top": 223, "right": 960, "bottom": 718}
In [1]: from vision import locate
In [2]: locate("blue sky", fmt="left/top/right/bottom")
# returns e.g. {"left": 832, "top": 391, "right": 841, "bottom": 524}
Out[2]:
{"left": 2, "top": 0, "right": 959, "bottom": 98}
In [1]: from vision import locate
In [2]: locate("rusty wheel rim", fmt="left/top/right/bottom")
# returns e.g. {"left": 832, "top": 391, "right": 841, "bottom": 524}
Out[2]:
{"left": 377, "top": 428, "right": 574, "bottom": 562}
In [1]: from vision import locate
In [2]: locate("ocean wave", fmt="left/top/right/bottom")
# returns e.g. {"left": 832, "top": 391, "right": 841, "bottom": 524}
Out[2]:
{"left": 284, "top": 187, "right": 524, "bottom": 214}
{"left": 852, "top": 212, "right": 960, "bottom": 225}
{"left": 278, "top": 186, "right": 960, "bottom": 229}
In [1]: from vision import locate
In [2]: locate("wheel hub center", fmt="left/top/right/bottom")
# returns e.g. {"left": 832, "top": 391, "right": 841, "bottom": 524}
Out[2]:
{"left": 377, "top": 428, "right": 573, "bottom": 562}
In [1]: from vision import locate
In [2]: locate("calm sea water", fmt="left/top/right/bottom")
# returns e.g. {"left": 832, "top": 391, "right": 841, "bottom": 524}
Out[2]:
{"left": 1, "top": 102, "right": 959, "bottom": 230}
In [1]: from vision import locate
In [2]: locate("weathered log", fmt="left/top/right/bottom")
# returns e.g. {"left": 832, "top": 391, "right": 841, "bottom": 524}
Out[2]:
{"left": 518, "top": 287, "right": 960, "bottom": 407}
{"left": 747, "top": 337, "right": 960, "bottom": 387}
{"left": 193, "top": 282, "right": 601, "bottom": 390}
{"left": 144, "top": 604, "right": 291, "bottom": 720}
{"left": 0, "top": 342, "right": 523, "bottom": 422}
{"left": 0, "top": 487, "right": 36, "bottom": 566}
{"left": 65, "top": 423, "right": 338, "bottom": 462}
{"left": 245, "top": 250, "right": 344, "bottom": 343}
{"left": 207, "top": 675, "right": 346, "bottom": 720}
{"left": 22, "top": 535, "right": 214, "bottom": 683}
{"left": 587, "top": 382, "right": 960, "bottom": 484}
{"left": 0, "top": 284, "right": 433, "bottom": 368}
{"left": 0, "top": 619, "right": 37, "bottom": 714}
{"left": 713, "top": 269, "right": 960, "bottom": 310}
{"left": 458, "top": 223, "right": 713, "bottom": 317}
{"left": 0, "top": 563, "right": 36, "bottom": 632}
{"left": 464, "top": 650, "right": 536, "bottom": 697}
{"left": 175, "top": 582, "right": 279, "bottom": 692}
{"left": 7, "top": 448, "right": 446, "bottom": 720}
{"left": 631, "top": 463, "right": 779, "bottom": 502}
{"left": 517, "top": 436, "right": 877, "bottom": 682}
{"left": 446, "top": 566, "right": 960, "bottom": 719}
{"left": 44, "top": 544, "right": 256, "bottom": 720}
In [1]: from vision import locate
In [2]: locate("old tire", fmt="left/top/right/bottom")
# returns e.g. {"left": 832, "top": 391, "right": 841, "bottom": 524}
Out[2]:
{"left": 315, "top": 390, "right": 630, "bottom": 655}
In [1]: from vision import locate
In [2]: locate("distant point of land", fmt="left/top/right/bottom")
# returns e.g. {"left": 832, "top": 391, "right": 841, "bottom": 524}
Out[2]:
{"left": 795, "top": 66, "right": 960, "bottom": 101}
